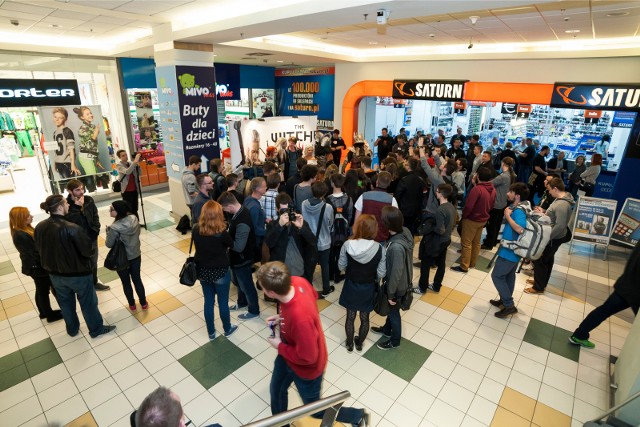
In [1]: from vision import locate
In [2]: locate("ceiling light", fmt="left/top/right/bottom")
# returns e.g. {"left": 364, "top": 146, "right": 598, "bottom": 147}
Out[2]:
{"left": 48, "top": 24, "right": 61, "bottom": 28}
{"left": 369, "top": 41, "right": 378, "bottom": 45}
{"left": 607, "top": 11, "right": 630, "bottom": 17}
{"left": 564, "top": 29, "right": 580, "bottom": 34}
{"left": 469, "top": 16, "right": 479, "bottom": 25}
{"left": 276, "top": 60, "right": 283, "bottom": 63}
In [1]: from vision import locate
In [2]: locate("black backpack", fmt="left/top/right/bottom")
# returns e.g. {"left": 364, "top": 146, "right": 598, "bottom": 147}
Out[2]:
{"left": 442, "top": 175, "right": 460, "bottom": 202}
{"left": 327, "top": 194, "right": 352, "bottom": 246}
{"left": 176, "top": 215, "right": 191, "bottom": 234}
{"left": 208, "top": 172, "right": 226, "bottom": 200}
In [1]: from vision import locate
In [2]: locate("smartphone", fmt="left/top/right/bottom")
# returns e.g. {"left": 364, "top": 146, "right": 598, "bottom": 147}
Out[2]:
{"left": 288, "top": 206, "right": 296, "bottom": 222}
{"left": 269, "top": 320, "right": 277, "bottom": 337}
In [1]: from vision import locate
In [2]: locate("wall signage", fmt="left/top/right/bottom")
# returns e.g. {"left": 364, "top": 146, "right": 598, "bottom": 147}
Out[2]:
{"left": 454, "top": 102, "right": 466, "bottom": 114}
{"left": 501, "top": 103, "right": 517, "bottom": 115}
{"left": 213, "top": 63, "right": 240, "bottom": 100}
{"left": 611, "top": 197, "right": 640, "bottom": 248}
{"left": 0, "top": 79, "right": 80, "bottom": 107}
{"left": 516, "top": 104, "right": 532, "bottom": 119}
{"left": 392, "top": 80, "right": 466, "bottom": 101}
{"left": 551, "top": 83, "right": 640, "bottom": 111}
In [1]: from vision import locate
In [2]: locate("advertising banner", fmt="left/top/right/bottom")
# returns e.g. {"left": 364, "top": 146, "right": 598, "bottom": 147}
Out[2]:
{"left": 0, "top": 79, "right": 80, "bottom": 107}
{"left": 551, "top": 83, "right": 640, "bottom": 111}
{"left": 275, "top": 67, "right": 334, "bottom": 130}
{"left": 228, "top": 116, "right": 317, "bottom": 171}
{"left": 611, "top": 198, "right": 640, "bottom": 248}
{"left": 572, "top": 196, "right": 618, "bottom": 245}
{"left": 39, "top": 105, "right": 111, "bottom": 184}
{"left": 392, "top": 80, "right": 466, "bottom": 102}
{"left": 213, "top": 63, "right": 240, "bottom": 100}
{"left": 155, "top": 65, "right": 183, "bottom": 180}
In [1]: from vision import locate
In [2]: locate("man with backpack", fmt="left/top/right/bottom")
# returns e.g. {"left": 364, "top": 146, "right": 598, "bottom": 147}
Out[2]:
{"left": 260, "top": 172, "right": 281, "bottom": 223}
{"left": 327, "top": 174, "right": 352, "bottom": 283}
{"left": 293, "top": 164, "right": 318, "bottom": 212}
{"left": 394, "top": 158, "right": 425, "bottom": 234}
{"left": 524, "top": 178, "right": 574, "bottom": 294}
{"left": 490, "top": 183, "right": 529, "bottom": 318}
{"left": 208, "top": 158, "right": 228, "bottom": 200}
{"left": 302, "top": 182, "right": 334, "bottom": 296}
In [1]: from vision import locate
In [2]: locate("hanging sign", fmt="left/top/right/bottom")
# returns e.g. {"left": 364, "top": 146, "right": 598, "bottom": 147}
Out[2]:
{"left": 516, "top": 104, "right": 532, "bottom": 119}
{"left": 572, "top": 196, "right": 618, "bottom": 246}
{"left": 392, "top": 80, "right": 466, "bottom": 101}
{"left": 501, "top": 103, "right": 517, "bottom": 115}
{"left": 0, "top": 79, "right": 80, "bottom": 107}
{"left": 584, "top": 110, "right": 602, "bottom": 124}
{"left": 454, "top": 102, "right": 466, "bottom": 115}
{"left": 610, "top": 198, "right": 640, "bottom": 248}
{"left": 551, "top": 83, "right": 640, "bottom": 111}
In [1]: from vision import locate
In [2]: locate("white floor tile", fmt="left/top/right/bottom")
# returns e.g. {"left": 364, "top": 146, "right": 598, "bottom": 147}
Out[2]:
{"left": 371, "top": 370, "right": 408, "bottom": 400}
{"left": 411, "top": 367, "right": 447, "bottom": 397}
{"left": 449, "top": 364, "right": 483, "bottom": 393}
{"left": 359, "top": 386, "right": 395, "bottom": 416}
{"left": 82, "top": 377, "right": 121, "bottom": 409}
{"left": 506, "top": 370, "right": 541, "bottom": 400}
{"left": 0, "top": 395, "right": 42, "bottom": 426}
{"left": 537, "top": 383, "right": 575, "bottom": 416}
{"left": 93, "top": 336, "right": 128, "bottom": 360}
{"left": 113, "top": 362, "right": 151, "bottom": 391}
{"left": 385, "top": 401, "right": 423, "bottom": 426}
{"left": 233, "top": 359, "right": 271, "bottom": 388}
{"left": 425, "top": 399, "right": 465, "bottom": 427}
{"left": 124, "top": 376, "right": 160, "bottom": 409}
{"left": 226, "top": 390, "right": 268, "bottom": 424}
{"left": 43, "top": 393, "right": 88, "bottom": 427}
{"left": 433, "top": 339, "right": 465, "bottom": 363}
{"left": 130, "top": 335, "right": 164, "bottom": 360}
{"left": 183, "top": 391, "right": 223, "bottom": 426}
{"left": 513, "top": 354, "right": 545, "bottom": 381}
{"left": 398, "top": 383, "right": 435, "bottom": 417}
{"left": 347, "top": 357, "right": 384, "bottom": 385}
{"left": 31, "top": 364, "right": 70, "bottom": 393}
{"left": 91, "top": 393, "right": 134, "bottom": 427}
{"left": 140, "top": 348, "right": 175, "bottom": 374}
{"left": 172, "top": 375, "right": 207, "bottom": 405}
{"left": 437, "top": 381, "right": 474, "bottom": 412}
{"left": 103, "top": 348, "right": 138, "bottom": 375}
{"left": 467, "top": 395, "right": 497, "bottom": 425}
{"left": 543, "top": 366, "right": 577, "bottom": 395}
{"left": 458, "top": 349, "right": 491, "bottom": 376}
{"left": 38, "top": 378, "right": 79, "bottom": 411}
{"left": 477, "top": 377, "right": 505, "bottom": 404}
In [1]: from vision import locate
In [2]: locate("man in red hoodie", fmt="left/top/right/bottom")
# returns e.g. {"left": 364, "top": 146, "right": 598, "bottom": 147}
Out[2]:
{"left": 258, "top": 262, "right": 370, "bottom": 426}
{"left": 451, "top": 167, "right": 496, "bottom": 273}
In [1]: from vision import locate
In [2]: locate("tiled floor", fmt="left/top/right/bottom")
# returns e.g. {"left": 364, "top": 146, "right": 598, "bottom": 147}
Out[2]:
{"left": 0, "top": 189, "right": 634, "bottom": 427}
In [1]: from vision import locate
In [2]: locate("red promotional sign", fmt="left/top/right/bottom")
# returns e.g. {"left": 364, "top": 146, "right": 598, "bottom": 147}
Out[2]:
{"left": 584, "top": 110, "right": 603, "bottom": 118}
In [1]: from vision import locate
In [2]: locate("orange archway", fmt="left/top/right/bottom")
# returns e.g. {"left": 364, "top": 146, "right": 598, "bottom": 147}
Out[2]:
{"left": 341, "top": 80, "right": 393, "bottom": 147}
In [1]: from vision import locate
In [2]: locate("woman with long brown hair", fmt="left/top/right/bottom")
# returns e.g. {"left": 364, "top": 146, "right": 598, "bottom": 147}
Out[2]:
{"left": 338, "top": 214, "right": 386, "bottom": 352}
{"left": 580, "top": 153, "right": 602, "bottom": 197}
{"left": 193, "top": 200, "right": 237, "bottom": 340}
{"left": 9, "top": 207, "right": 62, "bottom": 322}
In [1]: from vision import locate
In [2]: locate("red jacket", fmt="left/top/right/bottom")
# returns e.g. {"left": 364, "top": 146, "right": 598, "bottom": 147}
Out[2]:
{"left": 462, "top": 181, "right": 496, "bottom": 222}
{"left": 277, "top": 276, "right": 328, "bottom": 379}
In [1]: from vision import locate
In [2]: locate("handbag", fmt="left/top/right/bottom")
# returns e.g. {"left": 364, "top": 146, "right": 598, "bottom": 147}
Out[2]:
{"left": 373, "top": 282, "right": 390, "bottom": 316}
{"left": 399, "top": 289, "right": 413, "bottom": 311}
{"left": 111, "top": 175, "right": 124, "bottom": 193}
{"left": 179, "top": 236, "right": 197, "bottom": 286}
{"left": 104, "top": 238, "right": 129, "bottom": 271}
{"left": 527, "top": 171, "right": 538, "bottom": 186}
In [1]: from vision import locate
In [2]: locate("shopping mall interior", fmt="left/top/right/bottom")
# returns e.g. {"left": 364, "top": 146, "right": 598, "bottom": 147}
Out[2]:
{"left": 1, "top": 1, "right": 640, "bottom": 427}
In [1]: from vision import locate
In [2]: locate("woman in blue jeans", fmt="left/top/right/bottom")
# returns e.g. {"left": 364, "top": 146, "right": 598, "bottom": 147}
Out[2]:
{"left": 193, "top": 201, "right": 238, "bottom": 340}
{"left": 106, "top": 200, "right": 147, "bottom": 311}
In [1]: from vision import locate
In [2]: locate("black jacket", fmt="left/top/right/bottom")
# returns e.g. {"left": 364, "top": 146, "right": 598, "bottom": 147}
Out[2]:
{"left": 265, "top": 218, "right": 317, "bottom": 280}
{"left": 615, "top": 241, "right": 640, "bottom": 309}
{"left": 285, "top": 173, "right": 303, "bottom": 198}
{"left": 66, "top": 194, "right": 100, "bottom": 240}
{"left": 283, "top": 149, "right": 303, "bottom": 180}
{"left": 34, "top": 215, "right": 94, "bottom": 276}
{"left": 228, "top": 207, "right": 255, "bottom": 267}
{"left": 395, "top": 171, "right": 425, "bottom": 216}
{"left": 12, "top": 230, "right": 47, "bottom": 277}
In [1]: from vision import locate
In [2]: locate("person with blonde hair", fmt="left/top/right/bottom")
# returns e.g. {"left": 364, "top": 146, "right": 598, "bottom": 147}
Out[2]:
{"left": 338, "top": 214, "right": 386, "bottom": 352}
{"left": 193, "top": 200, "right": 238, "bottom": 339}
{"left": 10, "top": 207, "right": 62, "bottom": 323}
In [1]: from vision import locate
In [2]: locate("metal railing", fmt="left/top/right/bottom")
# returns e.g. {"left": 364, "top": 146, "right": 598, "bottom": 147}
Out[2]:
{"left": 241, "top": 391, "right": 351, "bottom": 427}
{"left": 584, "top": 389, "right": 640, "bottom": 427}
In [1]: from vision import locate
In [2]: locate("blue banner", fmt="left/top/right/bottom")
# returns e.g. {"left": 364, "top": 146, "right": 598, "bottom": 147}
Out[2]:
{"left": 214, "top": 63, "right": 240, "bottom": 100}
{"left": 275, "top": 67, "right": 335, "bottom": 130}
{"left": 155, "top": 66, "right": 183, "bottom": 180}
{"left": 611, "top": 111, "right": 637, "bottom": 128}
{"left": 551, "top": 83, "right": 640, "bottom": 111}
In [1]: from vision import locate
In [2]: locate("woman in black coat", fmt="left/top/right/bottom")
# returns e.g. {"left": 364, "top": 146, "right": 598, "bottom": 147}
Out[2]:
{"left": 10, "top": 207, "right": 62, "bottom": 322}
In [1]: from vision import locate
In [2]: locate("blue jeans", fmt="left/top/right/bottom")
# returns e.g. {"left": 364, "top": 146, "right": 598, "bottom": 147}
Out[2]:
{"left": 270, "top": 355, "right": 364, "bottom": 426}
{"left": 318, "top": 249, "right": 330, "bottom": 293}
{"left": 382, "top": 304, "right": 402, "bottom": 345}
{"left": 574, "top": 291, "right": 639, "bottom": 340}
{"left": 50, "top": 274, "right": 104, "bottom": 337}
{"left": 231, "top": 263, "right": 259, "bottom": 315}
{"left": 491, "top": 257, "right": 518, "bottom": 308}
{"left": 117, "top": 256, "right": 147, "bottom": 306}
{"left": 201, "top": 269, "right": 232, "bottom": 335}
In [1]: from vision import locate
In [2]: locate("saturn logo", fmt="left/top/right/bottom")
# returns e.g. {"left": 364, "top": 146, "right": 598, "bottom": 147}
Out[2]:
{"left": 555, "top": 86, "right": 587, "bottom": 105}
{"left": 394, "top": 82, "right": 414, "bottom": 97}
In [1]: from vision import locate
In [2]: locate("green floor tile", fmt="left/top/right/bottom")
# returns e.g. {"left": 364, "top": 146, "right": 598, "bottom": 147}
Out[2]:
{"left": 179, "top": 337, "right": 252, "bottom": 389}
{"left": 0, "top": 260, "right": 15, "bottom": 275}
{"left": 0, "top": 364, "right": 29, "bottom": 392}
{"left": 523, "top": 318, "right": 555, "bottom": 350}
{"left": 146, "top": 219, "right": 175, "bottom": 231}
{"left": 363, "top": 337, "right": 431, "bottom": 382}
{"left": 0, "top": 351, "right": 24, "bottom": 375}
{"left": 454, "top": 255, "right": 493, "bottom": 273}
{"left": 20, "top": 338, "right": 56, "bottom": 362}
{"left": 97, "top": 267, "right": 120, "bottom": 283}
{"left": 25, "top": 350, "right": 63, "bottom": 377}
{"left": 550, "top": 328, "right": 580, "bottom": 362}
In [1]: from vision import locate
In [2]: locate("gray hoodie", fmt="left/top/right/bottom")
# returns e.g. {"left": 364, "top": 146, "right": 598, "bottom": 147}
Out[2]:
{"left": 338, "top": 238, "right": 386, "bottom": 279}
{"left": 302, "top": 198, "right": 333, "bottom": 251}
{"left": 421, "top": 155, "right": 445, "bottom": 214}
{"left": 105, "top": 215, "right": 141, "bottom": 260}
{"left": 385, "top": 227, "right": 414, "bottom": 298}
{"left": 546, "top": 192, "right": 575, "bottom": 240}
{"left": 492, "top": 172, "right": 512, "bottom": 210}
{"left": 182, "top": 169, "right": 197, "bottom": 205}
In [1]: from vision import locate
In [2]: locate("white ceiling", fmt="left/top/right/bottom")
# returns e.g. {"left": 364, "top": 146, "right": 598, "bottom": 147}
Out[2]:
{"left": 0, "top": 0, "right": 639, "bottom": 65}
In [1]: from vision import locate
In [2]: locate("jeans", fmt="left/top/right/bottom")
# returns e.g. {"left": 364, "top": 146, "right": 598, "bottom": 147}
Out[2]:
{"left": 117, "top": 256, "right": 147, "bottom": 306}
{"left": 329, "top": 243, "right": 343, "bottom": 281}
{"left": 532, "top": 239, "right": 562, "bottom": 291}
{"left": 382, "top": 304, "right": 402, "bottom": 345}
{"left": 270, "top": 355, "right": 364, "bottom": 426}
{"left": 317, "top": 249, "right": 330, "bottom": 292}
{"left": 484, "top": 208, "right": 505, "bottom": 248}
{"left": 419, "top": 241, "right": 450, "bottom": 291}
{"left": 201, "top": 269, "right": 231, "bottom": 335}
{"left": 49, "top": 274, "right": 104, "bottom": 337}
{"left": 518, "top": 165, "right": 532, "bottom": 184}
{"left": 491, "top": 257, "right": 519, "bottom": 308}
{"left": 33, "top": 275, "right": 57, "bottom": 317}
{"left": 573, "top": 291, "right": 639, "bottom": 340}
{"left": 231, "top": 263, "right": 259, "bottom": 315}
{"left": 460, "top": 219, "right": 486, "bottom": 270}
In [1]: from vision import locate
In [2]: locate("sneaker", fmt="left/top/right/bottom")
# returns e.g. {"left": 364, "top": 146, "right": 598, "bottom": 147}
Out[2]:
{"left": 322, "top": 285, "right": 336, "bottom": 297}
{"left": 141, "top": 303, "right": 149, "bottom": 310}
{"left": 370, "top": 326, "right": 390, "bottom": 337}
{"left": 129, "top": 304, "right": 137, "bottom": 311}
{"left": 90, "top": 324, "right": 116, "bottom": 338}
{"left": 358, "top": 411, "right": 371, "bottom": 427}
{"left": 209, "top": 331, "right": 217, "bottom": 340}
{"left": 354, "top": 336, "right": 363, "bottom": 352}
{"left": 495, "top": 306, "right": 518, "bottom": 318}
{"left": 229, "top": 303, "right": 248, "bottom": 311}
{"left": 224, "top": 325, "right": 239, "bottom": 337}
{"left": 46, "top": 310, "right": 64, "bottom": 323}
{"left": 411, "top": 287, "right": 425, "bottom": 295}
{"left": 427, "top": 283, "right": 440, "bottom": 293}
{"left": 489, "top": 298, "right": 503, "bottom": 307}
{"left": 377, "top": 340, "right": 399, "bottom": 350}
{"left": 238, "top": 312, "right": 259, "bottom": 320}
{"left": 450, "top": 266, "right": 468, "bottom": 273}
{"left": 524, "top": 287, "right": 544, "bottom": 294}
{"left": 94, "top": 283, "right": 110, "bottom": 291}
{"left": 569, "top": 335, "right": 595, "bottom": 349}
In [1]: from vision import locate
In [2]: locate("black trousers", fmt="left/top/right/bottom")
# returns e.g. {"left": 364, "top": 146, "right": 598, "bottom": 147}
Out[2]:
{"left": 122, "top": 190, "right": 139, "bottom": 217}
{"left": 574, "top": 290, "right": 638, "bottom": 340}
{"left": 419, "top": 241, "right": 450, "bottom": 291}
{"left": 33, "top": 275, "right": 57, "bottom": 317}
{"left": 484, "top": 208, "right": 505, "bottom": 247}
{"left": 329, "top": 243, "right": 343, "bottom": 281}
{"left": 532, "top": 239, "right": 562, "bottom": 291}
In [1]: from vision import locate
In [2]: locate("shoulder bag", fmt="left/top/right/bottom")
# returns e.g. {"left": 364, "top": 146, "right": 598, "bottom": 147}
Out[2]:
{"left": 112, "top": 174, "right": 125, "bottom": 193}
{"left": 179, "top": 236, "right": 198, "bottom": 286}
{"left": 104, "top": 235, "right": 130, "bottom": 271}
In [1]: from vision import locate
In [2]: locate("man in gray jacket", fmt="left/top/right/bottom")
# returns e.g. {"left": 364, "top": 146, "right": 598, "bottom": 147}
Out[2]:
{"left": 181, "top": 155, "right": 201, "bottom": 209}
{"left": 418, "top": 145, "right": 445, "bottom": 214}
{"left": 525, "top": 177, "right": 575, "bottom": 294}
{"left": 302, "top": 182, "right": 334, "bottom": 296}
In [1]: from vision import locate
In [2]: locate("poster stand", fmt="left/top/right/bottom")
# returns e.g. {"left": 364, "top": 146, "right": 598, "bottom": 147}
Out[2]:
{"left": 568, "top": 195, "right": 618, "bottom": 260}
{"left": 610, "top": 197, "right": 640, "bottom": 249}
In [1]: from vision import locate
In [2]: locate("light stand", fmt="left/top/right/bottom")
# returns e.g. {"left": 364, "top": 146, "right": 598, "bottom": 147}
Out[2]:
{"left": 135, "top": 164, "right": 148, "bottom": 229}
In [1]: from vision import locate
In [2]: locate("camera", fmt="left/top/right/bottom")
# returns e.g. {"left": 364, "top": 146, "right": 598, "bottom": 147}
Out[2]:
{"left": 288, "top": 206, "right": 296, "bottom": 222}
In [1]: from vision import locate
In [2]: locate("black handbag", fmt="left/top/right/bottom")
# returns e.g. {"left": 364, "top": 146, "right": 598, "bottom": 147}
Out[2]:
{"left": 399, "top": 290, "right": 413, "bottom": 311}
{"left": 179, "top": 237, "right": 197, "bottom": 286}
{"left": 111, "top": 175, "right": 124, "bottom": 193}
{"left": 104, "top": 238, "right": 129, "bottom": 271}
{"left": 373, "top": 282, "right": 390, "bottom": 316}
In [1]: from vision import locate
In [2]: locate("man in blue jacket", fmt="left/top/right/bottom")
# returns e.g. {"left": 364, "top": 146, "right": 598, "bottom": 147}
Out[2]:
{"left": 490, "top": 182, "right": 529, "bottom": 318}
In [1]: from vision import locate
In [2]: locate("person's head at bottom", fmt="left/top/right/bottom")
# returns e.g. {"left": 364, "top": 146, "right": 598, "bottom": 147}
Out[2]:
{"left": 136, "top": 387, "right": 191, "bottom": 427}
{"left": 257, "top": 261, "right": 292, "bottom": 301}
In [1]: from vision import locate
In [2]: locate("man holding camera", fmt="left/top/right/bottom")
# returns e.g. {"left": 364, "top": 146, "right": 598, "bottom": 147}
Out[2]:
{"left": 116, "top": 150, "right": 141, "bottom": 217}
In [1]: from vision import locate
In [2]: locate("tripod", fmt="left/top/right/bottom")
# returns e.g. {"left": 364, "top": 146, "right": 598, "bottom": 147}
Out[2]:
{"left": 135, "top": 164, "right": 148, "bottom": 229}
